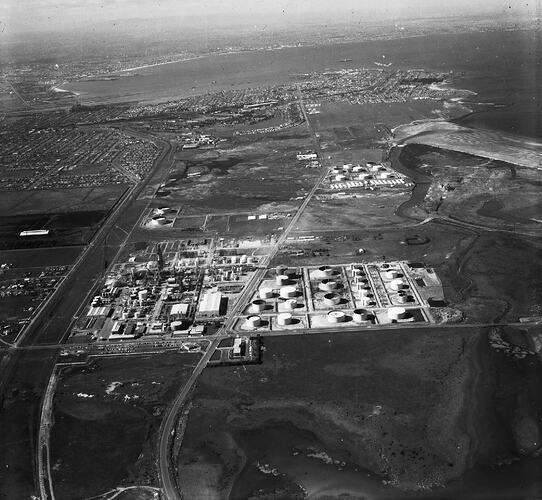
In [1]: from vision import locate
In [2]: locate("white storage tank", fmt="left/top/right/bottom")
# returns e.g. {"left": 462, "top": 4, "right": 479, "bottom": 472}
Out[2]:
{"left": 151, "top": 217, "right": 167, "bottom": 226}
{"left": 280, "top": 286, "right": 298, "bottom": 299}
{"left": 251, "top": 299, "right": 267, "bottom": 313}
{"left": 352, "top": 309, "right": 370, "bottom": 323}
{"left": 384, "top": 270, "right": 400, "bottom": 280}
{"left": 361, "top": 297, "right": 375, "bottom": 307}
{"left": 170, "top": 320, "right": 184, "bottom": 331}
{"left": 246, "top": 315, "right": 262, "bottom": 328}
{"left": 284, "top": 299, "right": 298, "bottom": 311}
{"left": 276, "top": 274, "right": 290, "bottom": 286}
{"left": 390, "top": 279, "right": 406, "bottom": 291}
{"left": 388, "top": 307, "right": 408, "bottom": 321}
{"left": 316, "top": 266, "right": 333, "bottom": 278}
{"left": 318, "top": 279, "right": 337, "bottom": 292}
{"left": 327, "top": 310, "right": 346, "bottom": 323}
{"left": 240, "top": 255, "right": 248, "bottom": 264}
{"left": 323, "top": 293, "right": 340, "bottom": 307}
{"left": 276, "top": 265, "right": 287, "bottom": 276}
{"left": 335, "top": 174, "right": 347, "bottom": 182}
{"left": 259, "top": 288, "right": 274, "bottom": 299}
{"left": 397, "top": 294, "right": 410, "bottom": 304}
{"left": 277, "top": 313, "right": 293, "bottom": 326}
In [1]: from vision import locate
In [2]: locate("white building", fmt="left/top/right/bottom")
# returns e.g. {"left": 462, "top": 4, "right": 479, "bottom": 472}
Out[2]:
{"left": 198, "top": 291, "right": 222, "bottom": 318}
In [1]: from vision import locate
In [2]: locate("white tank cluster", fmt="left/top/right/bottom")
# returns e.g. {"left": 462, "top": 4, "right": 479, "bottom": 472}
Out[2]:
{"left": 277, "top": 312, "right": 293, "bottom": 326}
{"left": 280, "top": 286, "right": 298, "bottom": 299}
{"left": 251, "top": 299, "right": 267, "bottom": 313}
{"left": 352, "top": 308, "right": 370, "bottom": 323}
{"left": 318, "top": 279, "right": 337, "bottom": 292}
{"left": 327, "top": 310, "right": 346, "bottom": 323}
{"left": 246, "top": 315, "right": 262, "bottom": 328}
{"left": 259, "top": 288, "right": 274, "bottom": 299}
{"left": 388, "top": 307, "right": 408, "bottom": 321}
{"left": 323, "top": 292, "right": 340, "bottom": 307}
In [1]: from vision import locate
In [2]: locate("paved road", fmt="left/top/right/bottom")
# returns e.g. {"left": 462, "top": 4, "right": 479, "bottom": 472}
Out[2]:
{"left": 157, "top": 92, "right": 333, "bottom": 499}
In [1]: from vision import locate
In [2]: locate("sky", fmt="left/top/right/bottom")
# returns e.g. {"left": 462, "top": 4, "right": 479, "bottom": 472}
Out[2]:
{"left": 1, "top": 0, "right": 540, "bottom": 36}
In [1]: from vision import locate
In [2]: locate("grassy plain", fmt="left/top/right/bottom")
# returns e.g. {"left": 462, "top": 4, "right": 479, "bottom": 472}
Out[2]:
{"left": 50, "top": 352, "right": 200, "bottom": 499}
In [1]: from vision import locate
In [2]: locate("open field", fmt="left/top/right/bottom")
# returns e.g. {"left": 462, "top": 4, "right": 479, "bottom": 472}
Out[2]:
{"left": 176, "top": 328, "right": 520, "bottom": 497}
{"left": 397, "top": 144, "right": 542, "bottom": 231}
{"left": 50, "top": 352, "right": 200, "bottom": 499}
{"left": 150, "top": 128, "right": 320, "bottom": 215}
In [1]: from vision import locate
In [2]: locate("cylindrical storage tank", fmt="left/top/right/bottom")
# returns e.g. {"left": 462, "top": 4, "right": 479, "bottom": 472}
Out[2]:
{"left": 284, "top": 268, "right": 298, "bottom": 279}
{"left": 384, "top": 270, "right": 400, "bottom": 280}
{"left": 358, "top": 173, "right": 370, "bottom": 180}
{"left": 390, "top": 279, "right": 406, "bottom": 291}
{"left": 352, "top": 269, "right": 365, "bottom": 277}
{"left": 240, "top": 255, "right": 248, "bottom": 264}
{"left": 327, "top": 310, "right": 346, "bottom": 323}
{"left": 318, "top": 279, "right": 337, "bottom": 292}
{"left": 361, "top": 297, "right": 375, "bottom": 307}
{"left": 352, "top": 308, "right": 369, "bottom": 323}
{"left": 276, "top": 274, "right": 290, "bottom": 286}
{"left": 170, "top": 320, "right": 184, "bottom": 331}
{"left": 323, "top": 293, "right": 340, "bottom": 307}
{"left": 381, "top": 171, "right": 391, "bottom": 179}
{"left": 259, "top": 288, "right": 274, "bottom": 299}
{"left": 230, "top": 255, "right": 238, "bottom": 264}
{"left": 397, "top": 294, "right": 409, "bottom": 304}
{"left": 156, "top": 206, "right": 171, "bottom": 215}
{"left": 335, "top": 174, "right": 346, "bottom": 182}
{"left": 275, "top": 265, "right": 287, "bottom": 276}
{"left": 247, "top": 256, "right": 254, "bottom": 264}
{"left": 316, "top": 266, "right": 333, "bottom": 278}
{"left": 284, "top": 299, "right": 297, "bottom": 310}
{"left": 246, "top": 315, "right": 262, "bottom": 328}
{"left": 277, "top": 313, "right": 293, "bottom": 326}
{"left": 280, "top": 286, "right": 298, "bottom": 299}
{"left": 151, "top": 217, "right": 167, "bottom": 226}
{"left": 352, "top": 165, "right": 363, "bottom": 173}
{"left": 251, "top": 299, "right": 266, "bottom": 313}
{"left": 388, "top": 307, "right": 407, "bottom": 321}
{"left": 359, "top": 286, "right": 372, "bottom": 297}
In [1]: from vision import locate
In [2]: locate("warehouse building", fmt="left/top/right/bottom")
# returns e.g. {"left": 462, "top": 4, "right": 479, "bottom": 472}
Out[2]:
{"left": 197, "top": 291, "right": 222, "bottom": 318}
